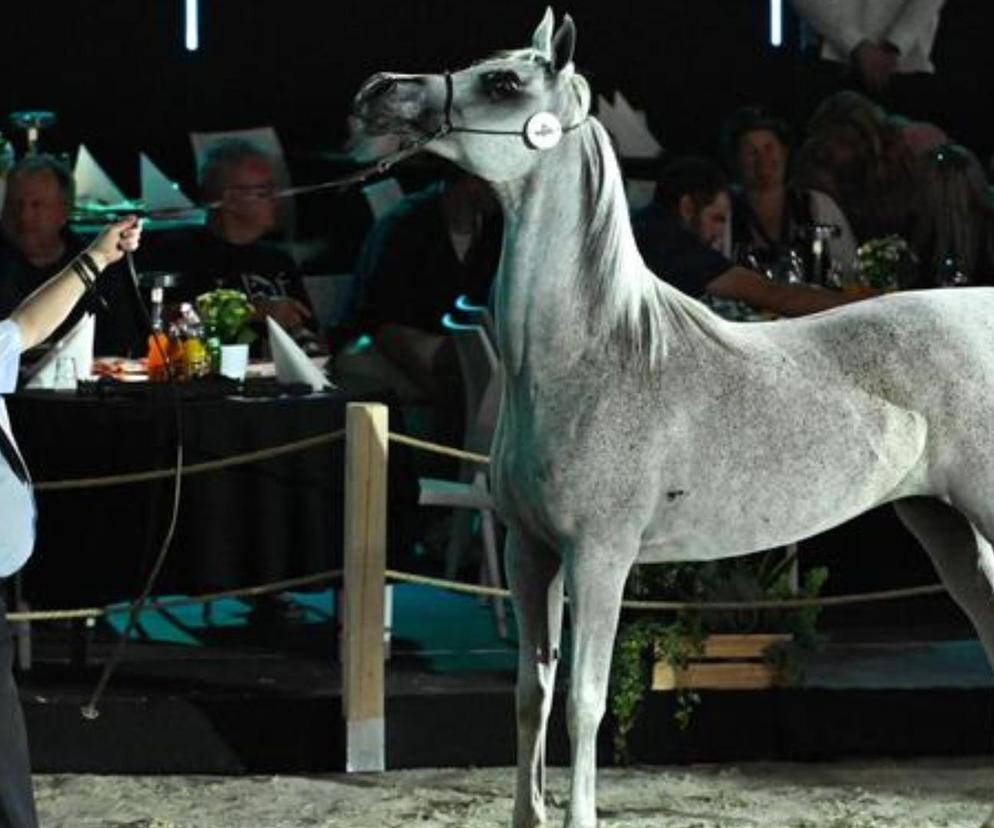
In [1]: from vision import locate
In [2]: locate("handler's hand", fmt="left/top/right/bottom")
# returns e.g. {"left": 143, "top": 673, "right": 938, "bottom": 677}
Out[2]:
{"left": 86, "top": 216, "right": 143, "bottom": 271}
{"left": 852, "top": 40, "right": 898, "bottom": 96}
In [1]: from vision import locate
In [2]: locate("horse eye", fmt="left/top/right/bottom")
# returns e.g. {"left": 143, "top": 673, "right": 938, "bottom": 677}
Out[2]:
{"left": 483, "top": 71, "right": 523, "bottom": 99}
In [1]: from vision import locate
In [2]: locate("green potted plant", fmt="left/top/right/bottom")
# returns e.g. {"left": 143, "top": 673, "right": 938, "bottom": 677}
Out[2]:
{"left": 195, "top": 289, "right": 257, "bottom": 379}
{"left": 609, "top": 550, "right": 829, "bottom": 764}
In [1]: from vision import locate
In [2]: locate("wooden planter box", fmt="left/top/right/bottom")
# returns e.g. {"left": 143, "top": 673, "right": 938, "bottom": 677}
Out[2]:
{"left": 652, "top": 633, "right": 792, "bottom": 691}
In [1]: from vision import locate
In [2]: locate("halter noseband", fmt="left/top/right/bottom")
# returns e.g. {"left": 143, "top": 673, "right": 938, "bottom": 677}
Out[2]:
{"left": 436, "top": 70, "right": 586, "bottom": 150}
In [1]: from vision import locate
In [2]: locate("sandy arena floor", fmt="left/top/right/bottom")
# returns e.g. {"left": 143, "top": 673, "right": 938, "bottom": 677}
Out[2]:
{"left": 34, "top": 758, "right": 994, "bottom": 827}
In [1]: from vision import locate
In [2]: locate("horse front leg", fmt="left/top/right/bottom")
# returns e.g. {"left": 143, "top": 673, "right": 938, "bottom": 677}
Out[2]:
{"left": 564, "top": 543, "right": 635, "bottom": 828}
{"left": 506, "top": 526, "right": 565, "bottom": 828}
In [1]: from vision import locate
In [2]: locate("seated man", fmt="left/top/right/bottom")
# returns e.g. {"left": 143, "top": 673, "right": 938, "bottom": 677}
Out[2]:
{"left": 342, "top": 169, "right": 502, "bottom": 401}
{"left": 141, "top": 138, "right": 317, "bottom": 351}
{"left": 0, "top": 154, "right": 144, "bottom": 355}
{"left": 632, "top": 155, "right": 859, "bottom": 317}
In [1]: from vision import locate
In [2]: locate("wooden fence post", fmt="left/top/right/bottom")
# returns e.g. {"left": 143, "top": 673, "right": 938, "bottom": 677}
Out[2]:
{"left": 343, "top": 402, "right": 388, "bottom": 772}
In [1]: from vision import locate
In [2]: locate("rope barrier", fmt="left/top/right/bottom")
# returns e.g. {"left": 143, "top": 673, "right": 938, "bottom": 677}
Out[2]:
{"left": 383, "top": 436, "right": 948, "bottom": 610}
{"left": 6, "top": 569, "right": 343, "bottom": 623}
{"left": 7, "top": 607, "right": 103, "bottom": 623}
{"left": 618, "top": 583, "right": 946, "bottom": 611}
{"left": 387, "top": 568, "right": 508, "bottom": 598}
{"left": 386, "top": 568, "right": 946, "bottom": 611}
{"left": 11, "top": 423, "right": 948, "bottom": 620}
{"left": 387, "top": 432, "right": 490, "bottom": 465}
{"left": 28, "top": 426, "right": 478, "bottom": 494}
{"left": 142, "top": 569, "right": 343, "bottom": 610}
{"left": 5, "top": 569, "right": 947, "bottom": 624}
{"left": 33, "top": 429, "right": 345, "bottom": 491}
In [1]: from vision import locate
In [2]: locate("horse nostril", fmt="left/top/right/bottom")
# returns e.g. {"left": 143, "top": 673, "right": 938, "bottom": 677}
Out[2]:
{"left": 361, "top": 74, "right": 397, "bottom": 103}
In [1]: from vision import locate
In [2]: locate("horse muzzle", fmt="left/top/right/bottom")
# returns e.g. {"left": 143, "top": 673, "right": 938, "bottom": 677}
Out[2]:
{"left": 353, "top": 72, "right": 436, "bottom": 136}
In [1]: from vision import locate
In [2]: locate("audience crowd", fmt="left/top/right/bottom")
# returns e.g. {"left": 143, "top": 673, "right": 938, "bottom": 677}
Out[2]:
{"left": 0, "top": 0, "right": 991, "bottom": 591}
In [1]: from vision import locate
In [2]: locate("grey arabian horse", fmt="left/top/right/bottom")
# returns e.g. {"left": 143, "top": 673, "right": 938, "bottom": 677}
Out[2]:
{"left": 356, "top": 9, "right": 994, "bottom": 828}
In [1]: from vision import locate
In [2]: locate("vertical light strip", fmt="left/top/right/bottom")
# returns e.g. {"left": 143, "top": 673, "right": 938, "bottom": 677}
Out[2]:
{"left": 185, "top": 0, "right": 199, "bottom": 51}
{"left": 769, "top": 0, "right": 783, "bottom": 47}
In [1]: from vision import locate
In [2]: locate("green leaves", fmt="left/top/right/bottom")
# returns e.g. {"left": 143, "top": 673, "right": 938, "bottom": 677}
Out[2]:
{"left": 196, "top": 289, "right": 257, "bottom": 345}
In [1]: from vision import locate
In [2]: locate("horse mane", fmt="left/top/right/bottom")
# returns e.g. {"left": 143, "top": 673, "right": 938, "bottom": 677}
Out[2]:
{"left": 574, "top": 113, "right": 739, "bottom": 368}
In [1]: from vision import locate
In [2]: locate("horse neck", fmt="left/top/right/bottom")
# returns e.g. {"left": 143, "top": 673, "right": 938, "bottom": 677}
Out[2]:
{"left": 491, "top": 123, "right": 647, "bottom": 378}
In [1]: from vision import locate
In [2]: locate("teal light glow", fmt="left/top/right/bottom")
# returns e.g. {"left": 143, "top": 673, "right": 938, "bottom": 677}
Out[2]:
{"left": 769, "top": 0, "right": 783, "bottom": 47}
{"left": 185, "top": 0, "right": 199, "bottom": 51}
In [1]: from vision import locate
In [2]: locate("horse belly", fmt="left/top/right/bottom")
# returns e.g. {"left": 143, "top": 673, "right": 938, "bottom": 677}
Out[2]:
{"left": 639, "top": 370, "right": 928, "bottom": 562}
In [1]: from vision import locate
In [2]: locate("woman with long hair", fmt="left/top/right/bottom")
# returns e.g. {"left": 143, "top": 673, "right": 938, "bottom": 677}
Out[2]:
{"left": 719, "top": 105, "right": 858, "bottom": 287}
{"left": 913, "top": 143, "right": 994, "bottom": 286}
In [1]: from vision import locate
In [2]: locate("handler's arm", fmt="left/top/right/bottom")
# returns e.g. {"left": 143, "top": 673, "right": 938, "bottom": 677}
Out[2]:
{"left": 10, "top": 217, "right": 141, "bottom": 351}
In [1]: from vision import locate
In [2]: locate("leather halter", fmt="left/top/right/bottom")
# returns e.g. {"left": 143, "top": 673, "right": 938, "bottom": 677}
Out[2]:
{"left": 437, "top": 69, "right": 587, "bottom": 146}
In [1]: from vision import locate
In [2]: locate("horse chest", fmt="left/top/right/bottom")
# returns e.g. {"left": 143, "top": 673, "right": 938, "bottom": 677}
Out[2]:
{"left": 492, "top": 379, "right": 667, "bottom": 540}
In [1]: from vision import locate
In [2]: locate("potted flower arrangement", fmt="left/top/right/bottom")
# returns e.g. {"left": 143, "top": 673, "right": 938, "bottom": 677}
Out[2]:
{"left": 848, "top": 235, "right": 918, "bottom": 294}
{"left": 609, "top": 550, "right": 828, "bottom": 763}
{"left": 195, "top": 289, "right": 256, "bottom": 378}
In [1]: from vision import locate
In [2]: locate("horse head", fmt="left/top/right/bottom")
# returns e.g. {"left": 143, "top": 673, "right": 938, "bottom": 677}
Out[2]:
{"left": 354, "top": 8, "right": 590, "bottom": 183}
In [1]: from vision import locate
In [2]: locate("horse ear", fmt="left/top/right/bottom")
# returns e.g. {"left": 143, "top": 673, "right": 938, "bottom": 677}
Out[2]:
{"left": 551, "top": 14, "right": 576, "bottom": 72}
{"left": 531, "top": 7, "right": 554, "bottom": 58}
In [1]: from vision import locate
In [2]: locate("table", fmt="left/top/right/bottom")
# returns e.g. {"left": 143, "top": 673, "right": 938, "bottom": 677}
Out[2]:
{"left": 7, "top": 377, "right": 414, "bottom": 609}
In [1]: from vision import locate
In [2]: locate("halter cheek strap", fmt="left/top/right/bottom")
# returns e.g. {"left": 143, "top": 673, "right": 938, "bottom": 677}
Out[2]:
{"left": 438, "top": 70, "right": 586, "bottom": 150}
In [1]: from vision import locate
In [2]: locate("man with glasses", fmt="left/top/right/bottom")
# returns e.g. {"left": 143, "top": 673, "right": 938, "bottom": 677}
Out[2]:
{"left": 141, "top": 139, "right": 315, "bottom": 347}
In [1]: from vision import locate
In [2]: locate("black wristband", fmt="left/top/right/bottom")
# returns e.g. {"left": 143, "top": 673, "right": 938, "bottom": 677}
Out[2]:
{"left": 72, "top": 259, "right": 95, "bottom": 289}
{"left": 71, "top": 257, "right": 110, "bottom": 311}
{"left": 78, "top": 251, "right": 102, "bottom": 281}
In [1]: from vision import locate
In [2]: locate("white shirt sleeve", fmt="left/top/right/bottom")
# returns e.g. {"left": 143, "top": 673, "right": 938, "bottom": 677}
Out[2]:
{"left": 789, "top": 0, "right": 866, "bottom": 59}
{"left": 0, "top": 319, "right": 23, "bottom": 395}
{"left": 0, "top": 319, "right": 34, "bottom": 578}
{"left": 885, "top": 0, "right": 946, "bottom": 58}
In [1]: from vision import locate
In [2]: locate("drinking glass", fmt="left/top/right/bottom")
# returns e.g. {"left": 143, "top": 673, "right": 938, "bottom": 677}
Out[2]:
{"left": 53, "top": 356, "right": 77, "bottom": 391}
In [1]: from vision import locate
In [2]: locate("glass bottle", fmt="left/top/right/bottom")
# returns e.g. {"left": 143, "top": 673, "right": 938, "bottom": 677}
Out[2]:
{"left": 146, "top": 286, "right": 170, "bottom": 382}
{"left": 936, "top": 254, "right": 969, "bottom": 287}
{"left": 183, "top": 317, "right": 209, "bottom": 379}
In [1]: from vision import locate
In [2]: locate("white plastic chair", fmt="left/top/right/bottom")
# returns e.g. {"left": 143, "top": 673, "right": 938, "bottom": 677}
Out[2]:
{"left": 301, "top": 273, "right": 355, "bottom": 339}
{"left": 454, "top": 294, "right": 497, "bottom": 345}
{"left": 418, "top": 313, "right": 506, "bottom": 638}
{"left": 361, "top": 177, "right": 405, "bottom": 220}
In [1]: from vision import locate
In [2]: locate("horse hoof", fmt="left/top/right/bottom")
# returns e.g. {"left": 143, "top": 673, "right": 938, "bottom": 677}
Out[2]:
{"left": 510, "top": 806, "right": 545, "bottom": 828}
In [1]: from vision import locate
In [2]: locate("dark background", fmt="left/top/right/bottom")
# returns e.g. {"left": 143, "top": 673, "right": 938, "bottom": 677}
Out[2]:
{"left": 3, "top": 0, "right": 990, "bottom": 204}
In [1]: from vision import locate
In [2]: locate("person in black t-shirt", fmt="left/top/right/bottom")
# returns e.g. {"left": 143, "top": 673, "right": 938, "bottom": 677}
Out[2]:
{"left": 140, "top": 139, "right": 316, "bottom": 349}
{"left": 344, "top": 172, "right": 501, "bottom": 400}
{"left": 633, "top": 156, "right": 860, "bottom": 318}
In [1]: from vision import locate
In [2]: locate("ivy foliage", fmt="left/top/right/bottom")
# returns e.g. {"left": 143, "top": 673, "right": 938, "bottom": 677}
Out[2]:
{"left": 608, "top": 549, "right": 829, "bottom": 764}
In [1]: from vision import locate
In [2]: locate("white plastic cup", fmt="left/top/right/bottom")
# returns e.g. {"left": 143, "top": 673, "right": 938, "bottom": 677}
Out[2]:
{"left": 53, "top": 356, "right": 77, "bottom": 391}
{"left": 219, "top": 343, "right": 249, "bottom": 381}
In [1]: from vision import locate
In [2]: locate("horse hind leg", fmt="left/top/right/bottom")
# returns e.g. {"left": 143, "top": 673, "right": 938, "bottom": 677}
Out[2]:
{"left": 506, "top": 527, "right": 565, "bottom": 828}
{"left": 894, "top": 496, "right": 994, "bottom": 828}
{"left": 895, "top": 497, "right": 994, "bottom": 665}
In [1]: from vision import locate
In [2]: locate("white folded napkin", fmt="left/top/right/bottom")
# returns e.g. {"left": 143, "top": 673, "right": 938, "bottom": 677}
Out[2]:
{"left": 25, "top": 313, "right": 95, "bottom": 389}
{"left": 74, "top": 145, "right": 127, "bottom": 206}
{"left": 140, "top": 153, "right": 197, "bottom": 212}
{"left": 266, "top": 317, "right": 332, "bottom": 392}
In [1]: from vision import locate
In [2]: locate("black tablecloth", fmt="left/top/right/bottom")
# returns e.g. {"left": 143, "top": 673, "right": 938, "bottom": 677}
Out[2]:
{"left": 7, "top": 377, "right": 413, "bottom": 608}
